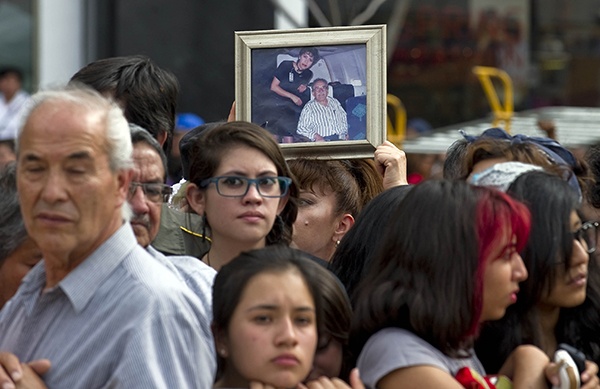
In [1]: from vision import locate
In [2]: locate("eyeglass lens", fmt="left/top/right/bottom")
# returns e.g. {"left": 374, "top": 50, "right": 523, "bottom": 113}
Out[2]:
{"left": 129, "top": 182, "right": 171, "bottom": 203}
{"left": 574, "top": 222, "right": 597, "bottom": 254}
{"left": 215, "top": 176, "right": 288, "bottom": 198}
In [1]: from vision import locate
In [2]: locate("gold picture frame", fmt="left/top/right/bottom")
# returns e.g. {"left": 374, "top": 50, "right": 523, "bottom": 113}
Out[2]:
{"left": 235, "top": 25, "right": 386, "bottom": 159}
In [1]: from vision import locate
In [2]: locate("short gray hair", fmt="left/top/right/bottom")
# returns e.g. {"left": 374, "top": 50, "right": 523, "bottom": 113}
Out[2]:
{"left": 129, "top": 123, "right": 168, "bottom": 181}
{"left": 0, "top": 162, "right": 28, "bottom": 264}
{"left": 17, "top": 85, "right": 134, "bottom": 221}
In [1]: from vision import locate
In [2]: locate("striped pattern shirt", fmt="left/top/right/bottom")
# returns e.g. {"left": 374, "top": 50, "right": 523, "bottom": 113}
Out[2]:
{"left": 147, "top": 244, "right": 217, "bottom": 366}
{"left": 0, "top": 224, "right": 214, "bottom": 388}
{"left": 297, "top": 96, "right": 348, "bottom": 141}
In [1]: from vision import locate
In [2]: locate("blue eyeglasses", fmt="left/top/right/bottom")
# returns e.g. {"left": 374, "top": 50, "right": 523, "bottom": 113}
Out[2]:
{"left": 199, "top": 176, "right": 292, "bottom": 198}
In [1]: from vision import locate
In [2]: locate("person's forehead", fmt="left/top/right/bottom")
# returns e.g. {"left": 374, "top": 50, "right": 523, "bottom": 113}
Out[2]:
{"left": 133, "top": 142, "right": 164, "bottom": 179}
{"left": 32, "top": 100, "right": 102, "bottom": 129}
{"left": 20, "top": 101, "right": 108, "bottom": 157}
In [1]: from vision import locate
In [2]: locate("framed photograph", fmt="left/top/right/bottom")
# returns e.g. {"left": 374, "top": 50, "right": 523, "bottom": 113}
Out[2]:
{"left": 235, "top": 25, "right": 386, "bottom": 159}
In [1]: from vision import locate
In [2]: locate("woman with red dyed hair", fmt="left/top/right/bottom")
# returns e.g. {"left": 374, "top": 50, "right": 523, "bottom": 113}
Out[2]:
{"left": 351, "top": 179, "right": 554, "bottom": 388}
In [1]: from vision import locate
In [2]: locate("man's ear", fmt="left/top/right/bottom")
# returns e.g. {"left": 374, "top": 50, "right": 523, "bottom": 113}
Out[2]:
{"left": 116, "top": 169, "right": 133, "bottom": 207}
{"left": 186, "top": 183, "right": 206, "bottom": 215}
{"left": 332, "top": 213, "right": 355, "bottom": 243}
{"left": 156, "top": 131, "right": 168, "bottom": 147}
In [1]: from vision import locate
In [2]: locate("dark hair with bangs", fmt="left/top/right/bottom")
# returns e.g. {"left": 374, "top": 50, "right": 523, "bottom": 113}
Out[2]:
{"left": 476, "top": 170, "right": 600, "bottom": 371}
{"left": 351, "top": 180, "right": 530, "bottom": 359}
{"left": 288, "top": 159, "right": 362, "bottom": 217}
{"left": 509, "top": 171, "right": 579, "bottom": 299}
{"left": 187, "top": 121, "right": 298, "bottom": 245}
{"left": 212, "top": 245, "right": 323, "bottom": 382}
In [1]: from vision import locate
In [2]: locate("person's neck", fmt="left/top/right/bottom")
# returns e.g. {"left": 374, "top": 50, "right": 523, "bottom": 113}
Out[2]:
{"left": 292, "top": 61, "right": 303, "bottom": 74}
{"left": 312, "top": 241, "right": 336, "bottom": 262}
{"left": 535, "top": 304, "right": 561, "bottom": 357}
{"left": 214, "top": 369, "right": 249, "bottom": 388}
{"left": 204, "top": 238, "right": 266, "bottom": 271}
{"left": 43, "top": 218, "right": 123, "bottom": 290}
{"left": 317, "top": 98, "right": 328, "bottom": 107}
{"left": 43, "top": 257, "right": 81, "bottom": 290}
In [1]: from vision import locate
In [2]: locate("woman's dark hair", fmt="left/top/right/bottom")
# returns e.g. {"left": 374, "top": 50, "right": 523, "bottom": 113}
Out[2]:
{"left": 462, "top": 137, "right": 567, "bottom": 180}
{"left": 188, "top": 121, "right": 298, "bottom": 245}
{"left": 179, "top": 121, "right": 225, "bottom": 181}
{"left": 462, "top": 136, "right": 591, "bottom": 198}
{"left": 288, "top": 159, "right": 362, "bottom": 218}
{"left": 443, "top": 138, "right": 469, "bottom": 179}
{"left": 351, "top": 180, "right": 530, "bottom": 359}
{"left": 476, "top": 171, "right": 600, "bottom": 371}
{"left": 0, "top": 162, "right": 27, "bottom": 263}
{"left": 510, "top": 171, "right": 580, "bottom": 298}
{"left": 329, "top": 185, "right": 413, "bottom": 302}
{"left": 341, "top": 159, "right": 384, "bottom": 209}
{"left": 212, "top": 245, "right": 323, "bottom": 381}
{"left": 585, "top": 144, "right": 600, "bottom": 208}
{"left": 307, "top": 260, "right": 353, "bottom": 381}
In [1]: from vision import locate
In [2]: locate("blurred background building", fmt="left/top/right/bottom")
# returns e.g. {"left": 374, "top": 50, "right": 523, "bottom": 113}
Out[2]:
{"left": 1, "top": 0, "right": 599, "bottom": 126}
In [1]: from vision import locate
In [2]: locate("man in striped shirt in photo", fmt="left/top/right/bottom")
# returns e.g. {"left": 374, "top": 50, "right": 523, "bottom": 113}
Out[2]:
{"left": 297, "top": 78, "right": 349, "bottom": 142}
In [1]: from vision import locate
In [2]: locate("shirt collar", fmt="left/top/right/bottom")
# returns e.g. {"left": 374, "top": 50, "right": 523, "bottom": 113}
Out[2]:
{"left": 146, "top": 245, "right": 183, "bottom": 282}
{"left": 59, "top": 223, "right": 137, "bottom": 313}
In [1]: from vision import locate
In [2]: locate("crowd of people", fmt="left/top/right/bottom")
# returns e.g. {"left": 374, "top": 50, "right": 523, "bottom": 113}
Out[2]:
{"left": 0, "top": 54, "right": 599, "bottom": 389}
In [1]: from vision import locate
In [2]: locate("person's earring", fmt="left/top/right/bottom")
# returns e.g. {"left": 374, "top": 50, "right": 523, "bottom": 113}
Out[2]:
{"left": 219, "top": 348, "right": 228, "bottom": 357}
{"left": 336, "top": 240, "right": 340, "bottom": 247}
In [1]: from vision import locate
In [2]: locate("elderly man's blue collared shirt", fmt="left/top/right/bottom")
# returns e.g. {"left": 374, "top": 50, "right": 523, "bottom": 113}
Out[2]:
{"left": 146, "top": 244, "right": 217, "bottom": 365}
{"left": 0, "top": 223, "right": 214, "bottom": 388}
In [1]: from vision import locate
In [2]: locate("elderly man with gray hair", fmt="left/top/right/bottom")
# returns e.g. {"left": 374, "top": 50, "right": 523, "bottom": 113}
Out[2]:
{"left": 0, "top": 86, "right": 214, "bottom": 388}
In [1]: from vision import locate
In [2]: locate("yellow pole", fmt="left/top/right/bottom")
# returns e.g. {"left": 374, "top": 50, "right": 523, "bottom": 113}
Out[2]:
{"left": 472, "top": 66, "right": 514, "bottom": 133}
{"left": 386, "top": 94, "right": 407, "bottom": 147}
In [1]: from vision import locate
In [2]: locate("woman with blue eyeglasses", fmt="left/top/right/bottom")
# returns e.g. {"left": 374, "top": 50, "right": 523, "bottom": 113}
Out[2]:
{"left": 473, "top": 169, "right": 600, "bottom": 386}
{"left": 185, "top": 121, "right": 298, "bottom": 271}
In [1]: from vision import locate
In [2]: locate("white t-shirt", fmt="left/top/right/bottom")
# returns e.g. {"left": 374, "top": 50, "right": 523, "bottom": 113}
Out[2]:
{"left": 357, "top": 327, "right": 485, "bottom": 389}
{"left": 0, "top": 90, "right": 30, "bottom": 140}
